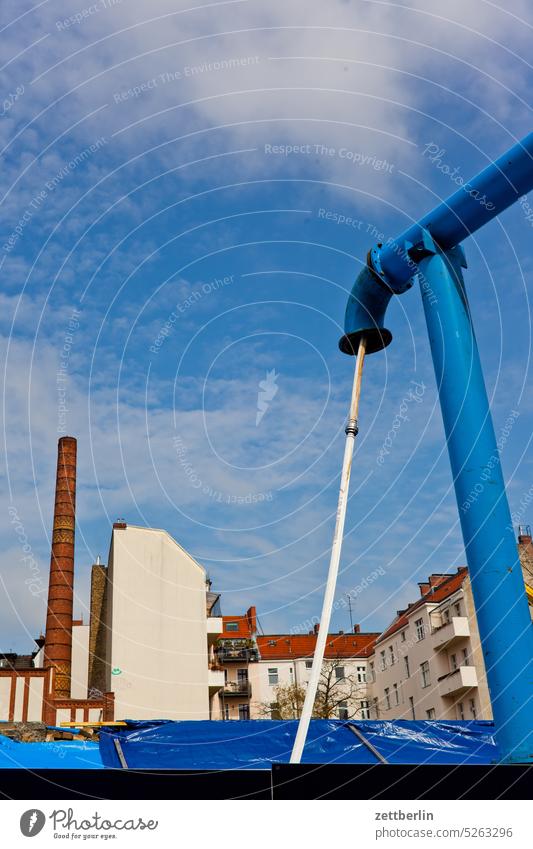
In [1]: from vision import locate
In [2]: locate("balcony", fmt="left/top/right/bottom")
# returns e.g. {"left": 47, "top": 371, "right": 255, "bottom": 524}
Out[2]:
{"left": 207, "top": 617, "right": 223, "bottom": 646}
{"left": 438, "top": 665, "right": 478, "bottom": 698}
{"left": 216, "top": 646, "right": 259, "bottom": 663}
{"left": 220, "top": 680, "right": 252, "bottom": 697}
{"left": 208, "top": 665, "right": 225, "bottom": 691}
{"left": 431, "top": 617, "right": 470, "bottom": 651}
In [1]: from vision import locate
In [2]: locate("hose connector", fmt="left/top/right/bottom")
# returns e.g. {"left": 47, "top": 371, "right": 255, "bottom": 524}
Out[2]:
{"left": 345, "top": 418, "right": 359, "bottom": 436}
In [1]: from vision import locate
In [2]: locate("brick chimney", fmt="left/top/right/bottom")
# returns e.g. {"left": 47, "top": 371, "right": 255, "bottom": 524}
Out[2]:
{"left": 313, "top": 622, "right": 320, "bottom": 635}
{"left": 353, "top": 624, "right": 361, "bottom": 633}
{"left": 246, "top": 605, "right": 257, "bottom": 635}
{"left": 44, "top": 436, "right": 77, "bottom": 699}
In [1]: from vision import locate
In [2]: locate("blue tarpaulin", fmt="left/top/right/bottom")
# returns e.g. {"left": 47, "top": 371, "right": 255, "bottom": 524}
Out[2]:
{"left": 0, "top": 733, "right": 103, "bottom": 769}
{"left": 99, "top": 719, "right": 500, "bottom": 770}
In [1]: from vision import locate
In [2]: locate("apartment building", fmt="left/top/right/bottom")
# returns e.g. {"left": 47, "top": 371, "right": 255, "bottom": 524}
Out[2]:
{"left": 249, "top": 628, "right": 379, "bottom": 719}
{"left": 367, "top": 568, "right": 492, "bottom": 722}
{"left": 211, "top": 608, "right": 259, "bottom": 720}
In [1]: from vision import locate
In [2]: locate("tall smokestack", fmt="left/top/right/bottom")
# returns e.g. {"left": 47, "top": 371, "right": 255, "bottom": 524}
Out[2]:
{"left": 44, "top": 436, "right": 77, "bottom": 699}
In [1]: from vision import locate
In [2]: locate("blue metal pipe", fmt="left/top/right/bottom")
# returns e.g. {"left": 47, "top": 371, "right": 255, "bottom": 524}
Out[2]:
{"left": 379, "top": 133, "right": 533, "bottom": 290}
{"left": 341, "top": 134, "right": 533, "bottom": 354}
{"left": 417, "top": 239, "right": 533, "bottom": 763}
{"left": 339, "top": 258, "right": 394, "bottom": 356}
{"left": 339, "top": 133, "right": 533, "bottom": 762}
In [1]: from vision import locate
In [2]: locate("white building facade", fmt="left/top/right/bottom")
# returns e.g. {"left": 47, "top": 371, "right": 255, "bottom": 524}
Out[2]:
{"left": 100, "top": 523, "right": 223, "bottom": 720}
{"left": 249, "top": 631, "right": 379, "bottom": 720}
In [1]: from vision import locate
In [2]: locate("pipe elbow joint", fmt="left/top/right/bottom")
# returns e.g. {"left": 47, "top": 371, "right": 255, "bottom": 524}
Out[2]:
{"left": 338, "top": 251, "right": 396, "bottom": 355}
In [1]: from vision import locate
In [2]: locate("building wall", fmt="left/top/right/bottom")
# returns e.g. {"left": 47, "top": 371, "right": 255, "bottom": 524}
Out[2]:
{"left": 0, "top": 672, "right": 46, "bottom": 722}
{"left": 104, "top": 524, "right": 210, "bottom": 720}
{"left": 70, "top": 624, "right": 89, "bottom": 699}
{"left": 88, "top": 562, "right": 108, "bottom": 696}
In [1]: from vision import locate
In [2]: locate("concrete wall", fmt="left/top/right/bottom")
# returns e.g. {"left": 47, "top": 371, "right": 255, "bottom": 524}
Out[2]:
{"left": 70, "top": 624, "right": 89, "bottom": 699}
{"left": 104, "top": 524, "right": 210, "bottom": 720}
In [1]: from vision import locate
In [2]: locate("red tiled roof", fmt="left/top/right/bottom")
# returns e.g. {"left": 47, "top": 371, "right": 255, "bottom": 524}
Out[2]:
{"left": 256, "top": 632, "right": 380, "bottom": 660}
{"left": 375, "top": 567, "right": 468, "bottom": 645}
{"left": 220, "top": 614, "right": 253, "bottom": 639}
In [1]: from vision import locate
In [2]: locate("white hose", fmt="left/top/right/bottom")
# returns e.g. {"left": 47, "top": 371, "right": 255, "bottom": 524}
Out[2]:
{"left": 290, "top": 337, "right": 367, "bottom": 763}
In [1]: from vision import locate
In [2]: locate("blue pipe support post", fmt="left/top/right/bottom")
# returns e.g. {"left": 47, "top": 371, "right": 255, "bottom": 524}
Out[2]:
{"left": 340, "top": 133, "right": 533, "bottom": 762}
{"left": 417, "top": 235, "right": 533, "bottom": 763}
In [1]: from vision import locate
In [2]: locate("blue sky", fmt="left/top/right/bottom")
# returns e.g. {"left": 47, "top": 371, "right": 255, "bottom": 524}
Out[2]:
{"left": 1, "top": 0, "right": 532, "bottom": 650}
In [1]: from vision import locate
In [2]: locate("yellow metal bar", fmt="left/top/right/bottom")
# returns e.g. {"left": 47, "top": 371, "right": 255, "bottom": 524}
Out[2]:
{"left": 59, "top": 721, "right": 128, "bottom": 727}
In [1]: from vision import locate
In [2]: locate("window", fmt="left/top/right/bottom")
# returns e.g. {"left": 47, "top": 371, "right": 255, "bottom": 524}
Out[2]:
{"left": 426, "top": 708, "right": 436, "bottom": 720}
{"left": 450, "top": 653, "right": 458, "bottom": 671}
{"left": 393, "top": 683, "right": 399, "bottom": 705}
{"left": 389, "top": 645, "right": 396, "bottom": 665}
{"left": 369, "top": 662, "right": 375, "bottom": 682}
{"left": 415, "top": 618, "right": 425, "bottom": 641}
{"left": 469, "top": 699, "right": 477, "bottom": 719}
{"left": 409, "top": 696, "right": 416, "bottom": 720}
{"left": 404, "top": 655, "right": 410, "bottom": 678}
{"left": 454, "top": 602, "right": 461, "bottom": 617}
{"left": 400, "top": 630, "right": 406, "bottom": 642}
{"left": 462, "top": 648, "right": 469, "bottom": 666}
{"left": 338, "top": 700, "right": 349, "bottom": 720}
{"left": 443, "top": 608, "right": 451, "bottom": 623}
{"left": 457, "top": 701, "right": 465, "bottom": 720}
{"left": 384, "top": 688, "right": 391, "bottom": 710}
{"left": 335, "top": 666, "right": 345, "bottom": 680}
{"left": 360, "top": 700, "right": 370, "bottom": 719}
{"left": 305, "top": 660, "right": 312, "bottom": 669}
{"left": 226, "top": 622, "right": 238, "bottom": 631}
{"left": 224, "top": 704, "right": 230, "bottom": 720}
{"left": 268, "top": 667, "right": 279, "bottom": 686}
{"left": 237, "top": 668, "right": 248, "bottom": 686}
{"left": 373, "top": 697, "right": 379, "bottom": 718}
{"left": 380, "top": 650, "right": 386, "bottom": 671}
{"left": 238, "top": 703, "right": 250, "bottom": 720}
{"left": 420, "top": 661, "right": 430, "bottom": 688}
{"left": 357, "top": 666, "right": 366, "bottom": 683}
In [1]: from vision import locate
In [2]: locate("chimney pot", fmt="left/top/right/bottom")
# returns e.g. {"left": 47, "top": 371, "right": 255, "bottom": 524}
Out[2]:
{"left": 313, "top": 623, "right": 320, "bottom": 634}
{"left": 518, "top": 524, "right": 532, "bottom": 545}
{"left": 353, "top": 624, "right": 361, "bottom": 633}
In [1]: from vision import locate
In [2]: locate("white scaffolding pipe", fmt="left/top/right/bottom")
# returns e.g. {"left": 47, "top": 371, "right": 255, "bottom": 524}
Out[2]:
{"left": 290, "top": 336, "right": 366, "bottom": 764}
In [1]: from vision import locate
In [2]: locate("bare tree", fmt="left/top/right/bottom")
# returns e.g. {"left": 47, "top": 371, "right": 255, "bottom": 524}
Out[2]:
{"left": 254, "top": 682, "right": 306, "bottom": 720}
{"left": 256, "top": 657, "right": 368, "bottom": 720}
{"left": 313, "top": 658, "right": 366, "bottom": 719}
